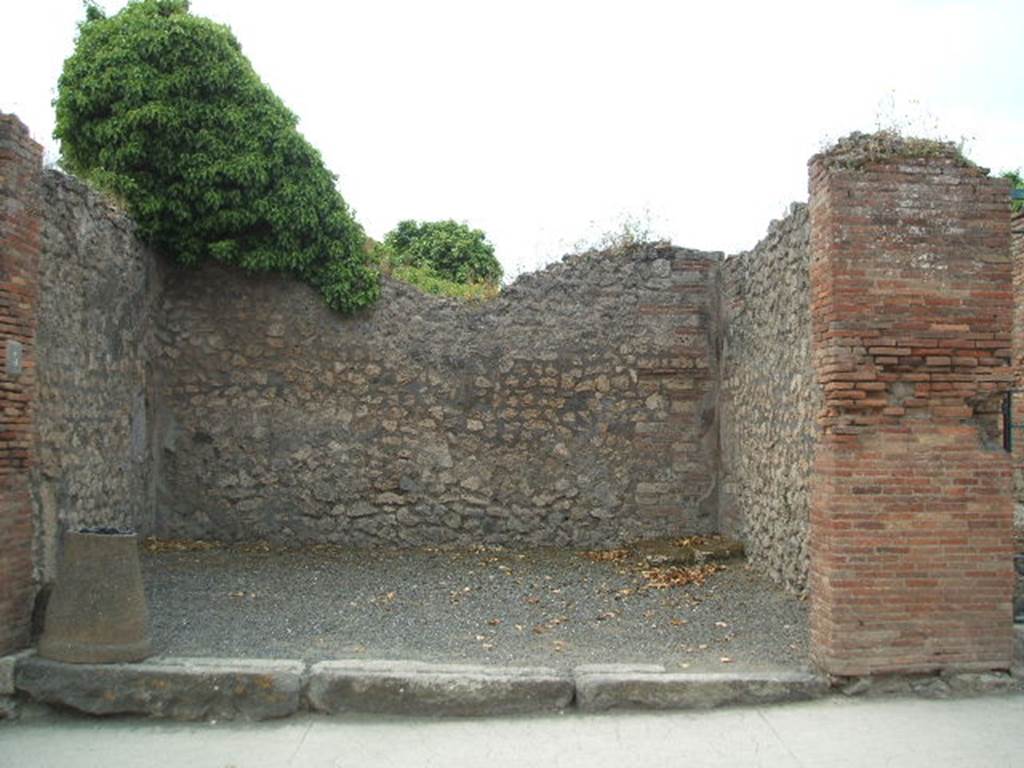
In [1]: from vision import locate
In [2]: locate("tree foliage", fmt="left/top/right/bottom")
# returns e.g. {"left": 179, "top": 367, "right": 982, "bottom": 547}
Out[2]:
{"left": 383, "top": 220, "right": 502, "bottom": 285}
{"left": 1004, "top": 170, "right": 1023, "bottom": 213}
{"left": 54, "top": 0, "right": 379, "bottom": 312}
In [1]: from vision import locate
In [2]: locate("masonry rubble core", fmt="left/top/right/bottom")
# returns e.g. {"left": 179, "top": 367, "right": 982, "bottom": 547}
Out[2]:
{"left": 0, "top": 113, "right": 1020, "bottom": 677}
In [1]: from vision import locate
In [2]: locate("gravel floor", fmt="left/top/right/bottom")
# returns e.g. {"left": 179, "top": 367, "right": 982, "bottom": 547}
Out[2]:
{"left": 143, "top": 544, "right": 810, "bottom": 673}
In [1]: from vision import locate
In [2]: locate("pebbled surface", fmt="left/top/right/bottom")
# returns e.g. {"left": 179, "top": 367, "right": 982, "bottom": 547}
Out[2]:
{"left": 142, "top": 544, "right": 809, "bottom": 672}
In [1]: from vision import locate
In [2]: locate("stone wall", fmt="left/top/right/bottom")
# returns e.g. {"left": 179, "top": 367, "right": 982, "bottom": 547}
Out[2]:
{"left": 719, "top": 205, "right": 818, "bottom": 594}
{"left": 152, "top": 245, "right": 722, "bottom": 547}
{"left": 0, "top": 115, "right": 42, "bottom": 655}
{"left": 32, "top": 171, "right": 160, "bottom": 583}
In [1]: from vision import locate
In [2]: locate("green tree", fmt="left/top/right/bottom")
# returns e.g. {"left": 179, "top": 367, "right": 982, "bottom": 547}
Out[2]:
{"left": 383, "top": 220, "right": 502, "bottom": 285}
{"left": 54, "top": 0, "right": 378, "bottom": 313}
{"left": 1004, "top": 170, "right": 1023, "bottom": 213}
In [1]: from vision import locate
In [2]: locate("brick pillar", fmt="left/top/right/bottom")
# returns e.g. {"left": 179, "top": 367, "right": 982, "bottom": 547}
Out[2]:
{"left": 808, "top": 135, "right": 1015, "bottom": 676}
{"left": 0, "top": 114, "right": 41, "bottom": 655}
{"left": 1013, "top": 209, "right": 1024, "bottom": 509}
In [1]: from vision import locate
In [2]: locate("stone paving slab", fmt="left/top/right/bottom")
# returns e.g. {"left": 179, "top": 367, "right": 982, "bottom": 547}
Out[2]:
{"left": 15, "top": 655, "right": 304, "bottom": 721}
{"left": 573, "top": 664, "right": 828, "bottom": 711}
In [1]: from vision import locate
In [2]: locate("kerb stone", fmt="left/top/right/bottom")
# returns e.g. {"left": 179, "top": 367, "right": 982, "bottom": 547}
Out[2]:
{"left": 15, "top": 655, "right": 304, "bottom": 720}
{"left": 573, "top": 665, "right": 827, "bottom": 711}
{"left": 307, "top": 660, "right": 573, "bottom": 716}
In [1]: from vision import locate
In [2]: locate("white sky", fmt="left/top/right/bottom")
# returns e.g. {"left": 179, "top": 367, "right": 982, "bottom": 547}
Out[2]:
{"left": 3, "top": 0, "right": 1022, "bottom": 279}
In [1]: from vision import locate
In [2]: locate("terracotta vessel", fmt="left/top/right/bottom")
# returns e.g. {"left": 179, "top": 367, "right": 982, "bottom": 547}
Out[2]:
{"left": 38, "top": 528, "right": 152, "bottom": 663}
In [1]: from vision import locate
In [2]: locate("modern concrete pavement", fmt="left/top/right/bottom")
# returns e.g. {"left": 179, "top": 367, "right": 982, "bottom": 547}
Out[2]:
{"left": 2, "top": 694, "right": 1023, "bottom": 768}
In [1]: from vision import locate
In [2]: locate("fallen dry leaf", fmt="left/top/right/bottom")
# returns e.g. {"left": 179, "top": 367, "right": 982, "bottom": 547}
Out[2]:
{"left": 639, "top": 563, "right": 721, "bottom": 590}
{"left": 237, "top": 541, "right": 272, "bottom": 554}
{"left": 144, "top": 537, "right": 219, "bottom": 553}
{"left": 580, "top": 549, "right": 631, "bottom": 562}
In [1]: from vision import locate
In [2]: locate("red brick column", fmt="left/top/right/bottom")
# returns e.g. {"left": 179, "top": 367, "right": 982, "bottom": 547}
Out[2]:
{"left": 808, "top": 135, "right": 1015, "bottom": 676}
{"left": 0, "top": 114, "right": 41, "bottom": 655}
{"left": 1014, "top": 209, "right": 1024, "bottom": 512}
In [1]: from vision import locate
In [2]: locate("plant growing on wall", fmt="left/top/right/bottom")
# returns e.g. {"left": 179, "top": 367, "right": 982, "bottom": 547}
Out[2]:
{"left": 54, "top": 0, "right": 379, "bottom": 313}
{"left": 568, "top": 209, "right": 668, "bottom": 255}
{"left": 383, "top": 220, "right": 502, "bottom": 286}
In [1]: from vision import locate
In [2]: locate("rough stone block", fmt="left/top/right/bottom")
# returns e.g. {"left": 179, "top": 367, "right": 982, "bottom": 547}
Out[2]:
{"left": 0, "top": 696, "right": 17, "bottom": 720}
{"left": 840, "top": 674, "right": 955, "bottom": 698}
{"left": 15, "top": 656, "right": 304, "bottom": 720}
{"left": 944, "top": 671, "right": 1020, "bottom": 696}
{"left": 573, "top": 666, "right": 827, "bottom": 711}
{"left": 0, "top": 650, "right": 34, "bottom": 695}
{"left": 307, "top": 660, "right": 573, "bottom": 716}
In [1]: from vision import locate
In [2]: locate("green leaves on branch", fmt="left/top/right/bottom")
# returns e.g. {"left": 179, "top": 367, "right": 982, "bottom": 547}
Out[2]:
{"left": 1004, "top": 170, "right": 1023, "bottom": 213}
{"left": 54, "top": 0, "right": 379, "bottom": 313}
{"left": 383, "top": 220, "right": 502, "bottom": 286}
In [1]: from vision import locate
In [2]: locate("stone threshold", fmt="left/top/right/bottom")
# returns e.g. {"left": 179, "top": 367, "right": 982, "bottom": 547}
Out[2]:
{"left": 2, "top": 650, "right": 1021, "bottom": 722}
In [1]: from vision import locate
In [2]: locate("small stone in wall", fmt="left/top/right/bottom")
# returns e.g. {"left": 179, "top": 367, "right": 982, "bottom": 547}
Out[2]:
{"left": 460, "top": 476, "right": 483, "bottom": 492}
{"left": 348, "top": 501, "right": 375, "bottom": 518}
{"left": 467, "top": 419, "right": 484, "bottom": 432}
{"left": 645, "top": 393, "right": 666, "bottom": 410}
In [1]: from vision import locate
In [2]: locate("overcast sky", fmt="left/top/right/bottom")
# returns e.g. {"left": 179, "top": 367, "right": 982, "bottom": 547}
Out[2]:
{"left": 3, "top": 0, "right": 1021, "bottom": 278}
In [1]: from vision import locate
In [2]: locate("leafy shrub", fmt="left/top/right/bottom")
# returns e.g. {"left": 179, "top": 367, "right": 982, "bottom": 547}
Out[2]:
{"left": 385, "top": 263, "right": 501, "bottom": 301}
{"left": 54, "top": 0, "right": 379, "bottom": 313}
{"left": 1004, "top": 170, "right": 1023, "bottom": 213}
{"left": 383, "top": 220, "right": 502, "bottom": 285}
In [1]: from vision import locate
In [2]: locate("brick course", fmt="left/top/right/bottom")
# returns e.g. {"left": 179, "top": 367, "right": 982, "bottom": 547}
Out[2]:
{"left": 0, "top": 114, "right": 41, "bottom": 655}
{"left": 808, "top": 138, "right": 1015, "bottom": 675}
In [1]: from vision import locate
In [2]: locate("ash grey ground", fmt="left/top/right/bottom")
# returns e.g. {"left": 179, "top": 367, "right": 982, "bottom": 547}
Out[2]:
{"left": 142, "top": 545, "right": 809, "bottom": 671}
{"left": 4, "top": 696, "right": 1024, "bottom": 768}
